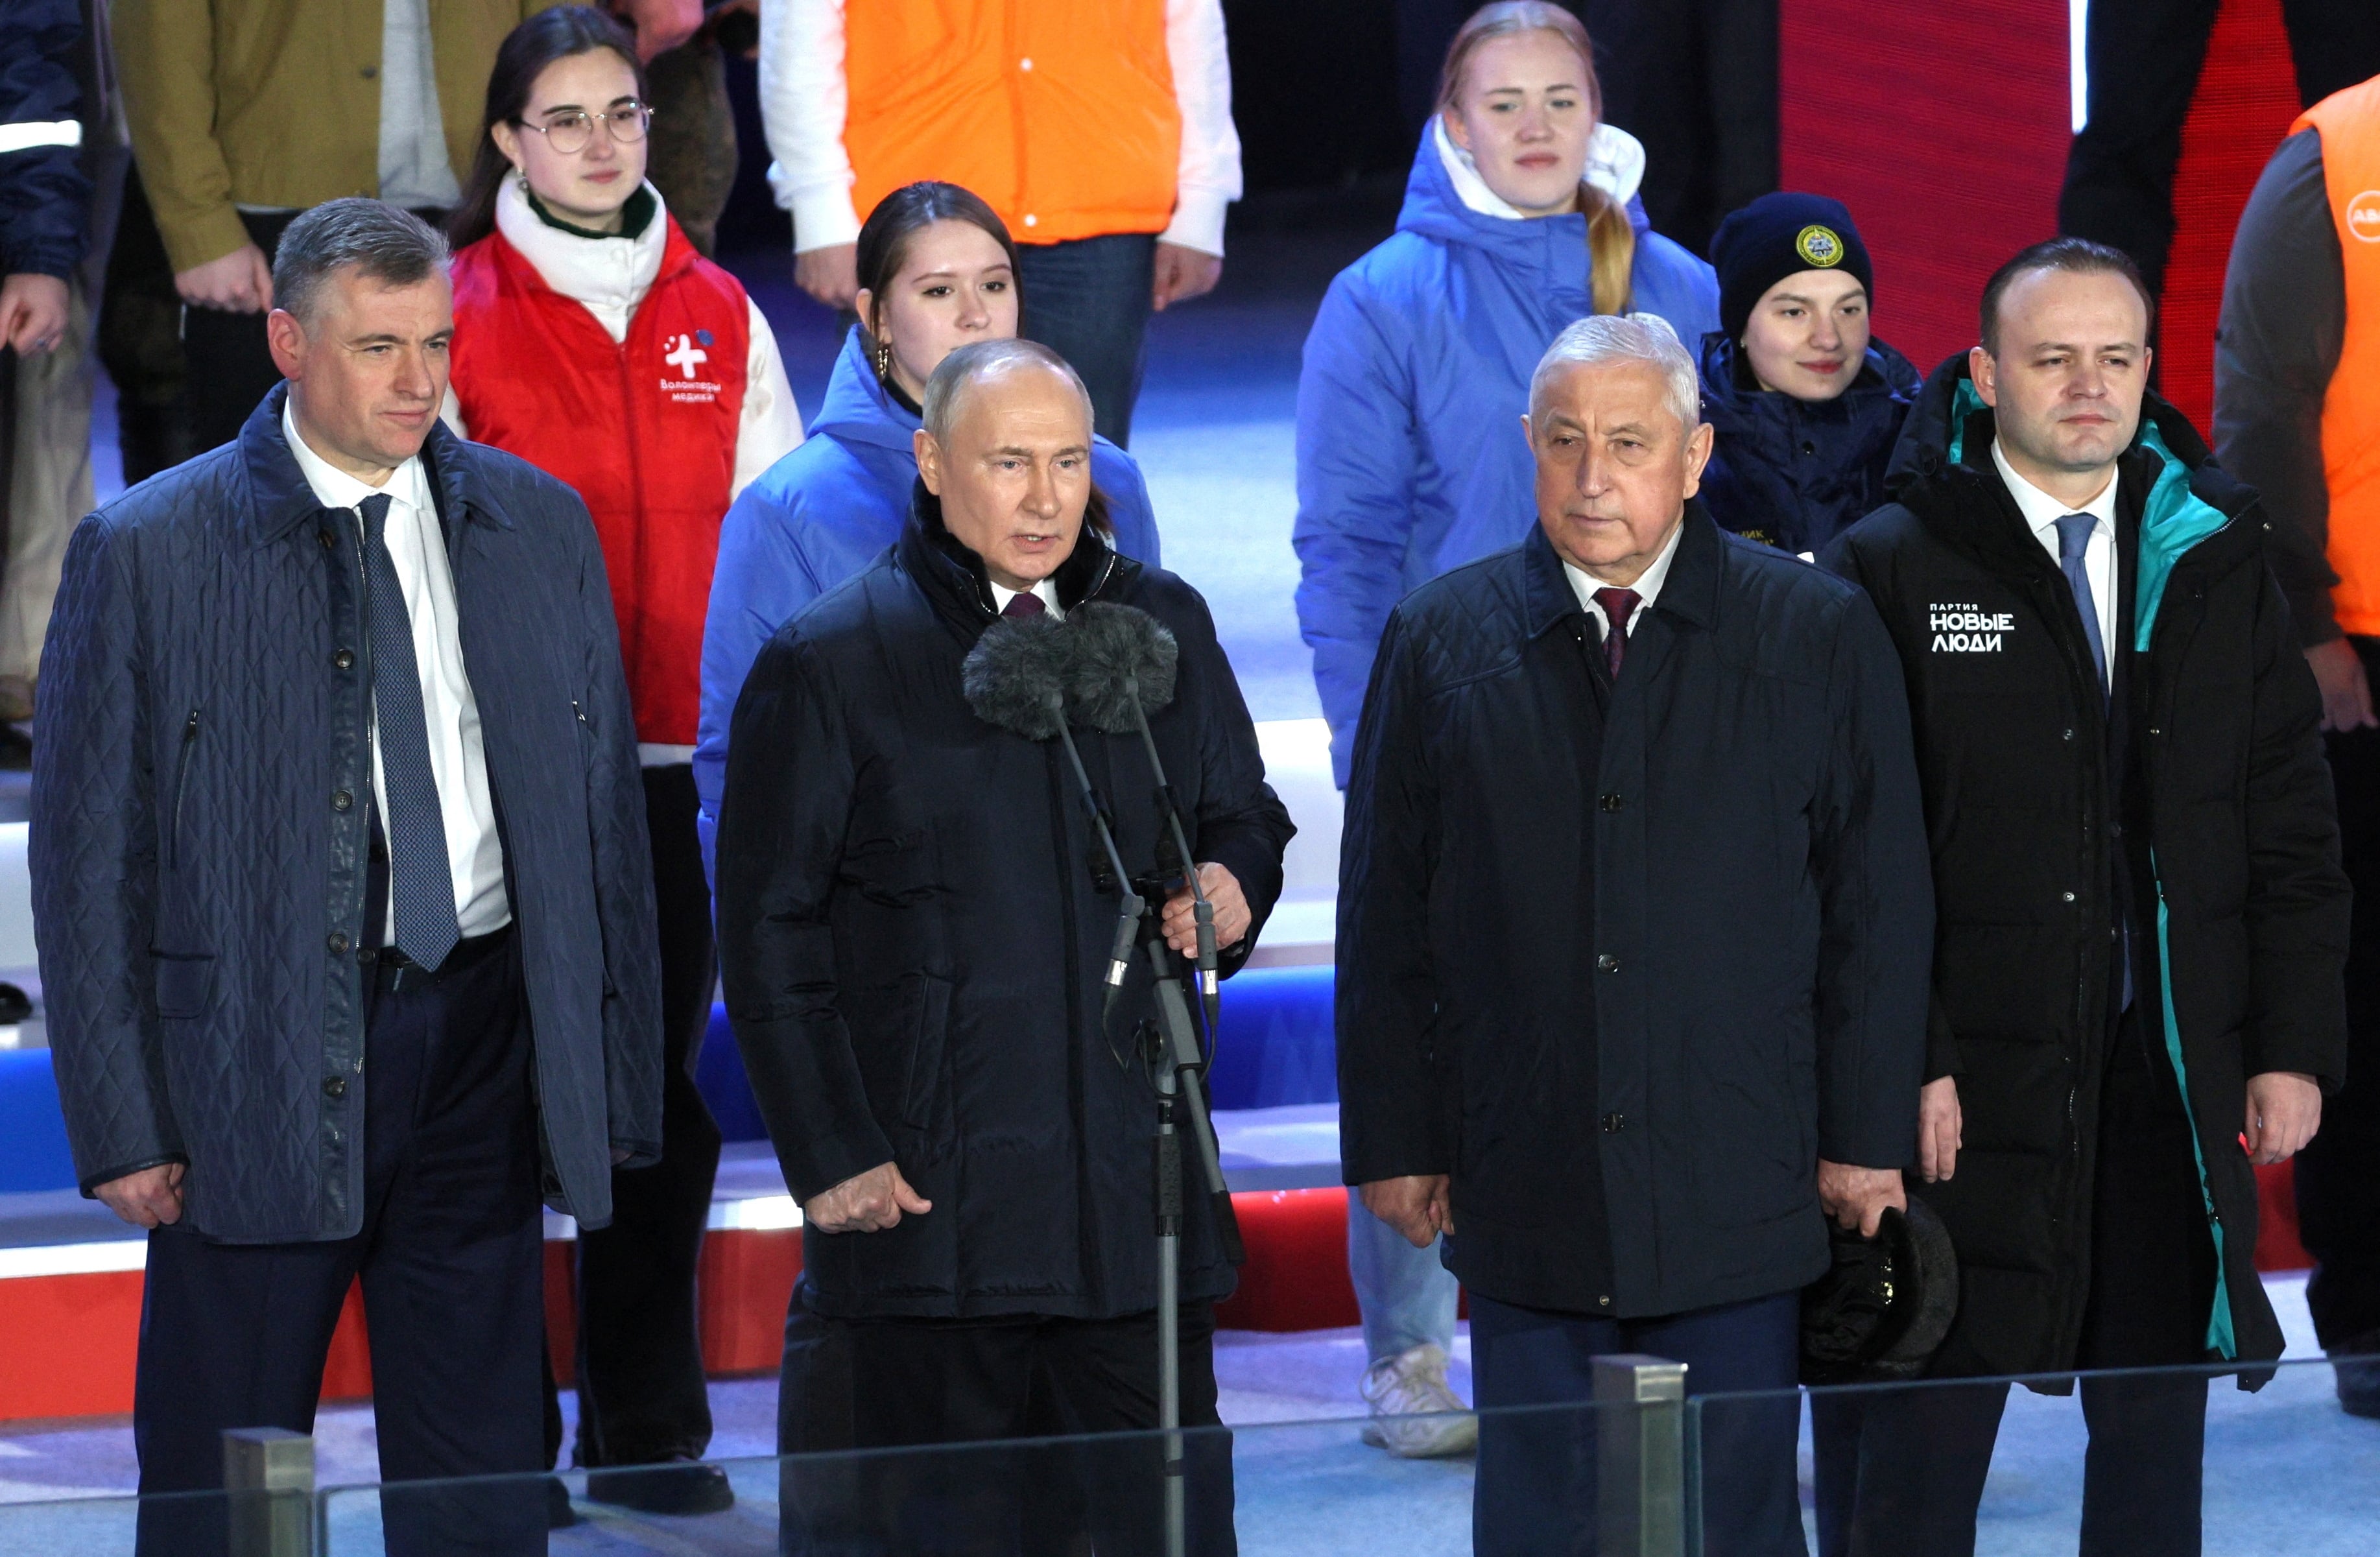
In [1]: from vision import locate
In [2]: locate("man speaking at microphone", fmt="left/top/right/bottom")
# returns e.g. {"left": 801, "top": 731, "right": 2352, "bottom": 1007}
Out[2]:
{"left": 1337, "top": 315, "right": 1932, "bottom": 1556}
{"left": 715, "top": 338, "right": 1292, "bottom": 1544}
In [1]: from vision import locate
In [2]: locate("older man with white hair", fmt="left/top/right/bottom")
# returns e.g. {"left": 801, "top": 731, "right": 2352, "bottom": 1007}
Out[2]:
{"left": 1335, "top": 313, "right": 1933, "bottom": 1556}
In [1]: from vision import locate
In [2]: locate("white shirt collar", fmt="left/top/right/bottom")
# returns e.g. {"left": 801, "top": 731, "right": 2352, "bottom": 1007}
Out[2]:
{"left": 988, "top": 576, "right": 1063, "bottom": 621}
{"left": 1431, "top": 114, "right": 1647, "bottom": 220}
{"left": 282, "top": 397, "right": 434, "bottom": 519}
{"left": 1562, "top": 516, "right": 1684, "bottom": 623}
{"left": 1991, "top": 436, "right": 2119, "bottom": 542}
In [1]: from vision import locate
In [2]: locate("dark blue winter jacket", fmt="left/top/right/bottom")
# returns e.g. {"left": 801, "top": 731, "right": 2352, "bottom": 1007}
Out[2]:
{"left": 1696, "top": 331, "right": 1921, "bottom": 556}
{"left": 694, "top": 325, "right": 1162, "bottom": 868}
{"left": 1293, "top": 126, "right": 1720, "bottom": 785}
{"left": 32, "top": 388, "right": 663, "bottom": 1242}
{"left": 0, "top": 0, "right": 89, "bottom": 278}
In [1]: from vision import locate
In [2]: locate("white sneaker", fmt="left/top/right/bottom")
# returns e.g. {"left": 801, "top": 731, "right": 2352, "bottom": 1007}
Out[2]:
{"left": 1359, "top": 1342, "right": 1479, "bottom": 1458}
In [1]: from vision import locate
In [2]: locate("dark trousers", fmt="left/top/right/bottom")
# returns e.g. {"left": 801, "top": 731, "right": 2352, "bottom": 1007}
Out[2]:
{"left": 132, "top": 927, "right": 546, "bottom": 1557}
{"left": 780, "top": 1303, "right": 1235, "bottom": 1556}
{"left": 2059, "top": 0, "right": 2380, "bottom": 303}
{"left": 548, "top": 763, "right": 724, "bottom": 1465}
{"left": 1812, "top": 1010, "right": 2219, "bottom": 1557}
{"left": 95, "top": 165, "right": 201, "bottom": 485}
{"left": 1017, "top": 233, "right": 1156, "bottom": 449}
{"left": 2299, "top": 636, "right": 2380, "bottom": 1352}
{"left": 1468, "top": 1288, "right": 1804, "bottom": 1557}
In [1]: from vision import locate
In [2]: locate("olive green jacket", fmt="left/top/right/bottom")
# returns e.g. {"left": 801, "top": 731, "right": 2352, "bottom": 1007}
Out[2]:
{"left": 113, "top": 0, "right": 560, "bottom": 273}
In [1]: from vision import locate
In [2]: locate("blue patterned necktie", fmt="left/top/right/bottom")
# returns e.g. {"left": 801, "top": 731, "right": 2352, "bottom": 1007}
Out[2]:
{"left": 359, "top": 493, "right": 461, "bottom": 971}
{"left": 2054, "top": 511, "right": 2132, "bottom": 1008}
{"left": 2054, "top": 513, "right": 2108, "bottom": 695}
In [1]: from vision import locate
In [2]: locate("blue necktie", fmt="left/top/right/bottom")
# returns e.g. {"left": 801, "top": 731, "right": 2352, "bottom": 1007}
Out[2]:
{"left": 359, "top": 493, "right": 462, "bottom": 971}
{"left": 2054, "top": 511, "right": 2132, "bottom": 1009}
{"left": 2054, "top": 513, "right": 2108, "bottom": 695}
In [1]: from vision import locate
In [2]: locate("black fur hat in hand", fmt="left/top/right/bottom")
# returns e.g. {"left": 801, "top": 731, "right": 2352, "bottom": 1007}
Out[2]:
{"left": 1800, "top": 1195, "right": 1959, "bottom": 1385}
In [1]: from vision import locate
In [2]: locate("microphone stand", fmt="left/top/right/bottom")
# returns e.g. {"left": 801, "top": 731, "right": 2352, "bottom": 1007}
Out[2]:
{"left": 1124, "top": 672, "right": 1221, "bottom": 1030}
{"left": 1049, "top": 685, "right": 1239, "bottom": 1557}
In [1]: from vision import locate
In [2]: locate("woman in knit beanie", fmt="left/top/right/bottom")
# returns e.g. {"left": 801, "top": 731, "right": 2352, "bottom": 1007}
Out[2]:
{"left": 1696, "top": 191, "right": 1921, "bottom": 554}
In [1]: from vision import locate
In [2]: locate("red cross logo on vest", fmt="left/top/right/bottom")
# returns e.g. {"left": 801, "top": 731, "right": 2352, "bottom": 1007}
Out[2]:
{"left": 664, "top": 333, "right": 709, "bottom": 379}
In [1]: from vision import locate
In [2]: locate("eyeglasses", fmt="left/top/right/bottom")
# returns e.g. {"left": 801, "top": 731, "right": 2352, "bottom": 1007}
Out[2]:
{"left": 517, "top": 102, "right": 653, "bottom": 156}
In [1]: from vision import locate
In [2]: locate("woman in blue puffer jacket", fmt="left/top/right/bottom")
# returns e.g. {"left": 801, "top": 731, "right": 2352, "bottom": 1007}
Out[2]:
{"left": 1292, "top": 0, "right": 1717, "bottom": 792}
{"left": 693, "top": 182, "right": 1160, "bottom": 867}
{"left": 1696, "top": 192, "right": 1920, "bottom": 556}
{"left": 1294, "top": 0, "right": 1717, "bottom": 1467}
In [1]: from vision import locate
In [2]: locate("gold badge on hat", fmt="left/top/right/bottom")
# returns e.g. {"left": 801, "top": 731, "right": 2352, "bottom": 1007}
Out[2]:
{"left": 1796, "top": 225, "right": 1846, "bottom": 268}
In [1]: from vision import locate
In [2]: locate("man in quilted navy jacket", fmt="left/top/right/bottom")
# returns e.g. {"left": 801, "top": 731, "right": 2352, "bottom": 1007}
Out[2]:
{"left": 30, "top": 199, "right": 661, "bottom": 1556}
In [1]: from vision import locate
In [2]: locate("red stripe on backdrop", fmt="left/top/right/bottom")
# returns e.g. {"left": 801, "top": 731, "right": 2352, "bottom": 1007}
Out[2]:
{"left": 1780, "top": 0, "right": 2071, "bottom": 375}
{"left": 2159, "top": 0, "right": 2301, "bottom": 431}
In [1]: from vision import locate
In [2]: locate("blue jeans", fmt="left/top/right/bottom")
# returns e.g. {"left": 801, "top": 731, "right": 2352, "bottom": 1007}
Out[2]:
{"left": 1347, "top": 1193, "right": 1460, "bottom": 1364}
{"left": 1016, "top": 233, "right": 1156, "bottom": 448}
{"left": 1469, "top": 1288, "right": 1805, "bottom": 1557}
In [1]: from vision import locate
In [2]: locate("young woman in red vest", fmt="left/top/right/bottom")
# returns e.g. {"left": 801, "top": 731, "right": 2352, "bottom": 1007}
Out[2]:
{"left": 442, "top": 5, "right": 801, "bottom": 1515}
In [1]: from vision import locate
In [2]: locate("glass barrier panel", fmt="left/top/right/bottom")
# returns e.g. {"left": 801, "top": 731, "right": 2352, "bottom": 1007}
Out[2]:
{"left": 319, "top": 1397, "right": 1664, "bottom": 1556}
{"left": 1691, "top": 1355, "right": 2372, "bottom": 1556}
{"left": 0, "top": 1487, "right": 250, "bottom": 1557}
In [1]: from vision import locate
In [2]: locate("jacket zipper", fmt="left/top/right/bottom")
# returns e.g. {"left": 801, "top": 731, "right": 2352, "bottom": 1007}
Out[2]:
{"left": 169, "top": 709, "right": 199, "bottom": 868}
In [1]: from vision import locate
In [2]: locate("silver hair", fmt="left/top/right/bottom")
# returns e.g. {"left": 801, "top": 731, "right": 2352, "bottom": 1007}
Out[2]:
{"left": 920, "top": 339, "right": 1095, "bottom": 444}
{"left": 1528, "top": 313, "right": 1704, "bottom": 432}
{"left": 272, "top": 198, "right": 450, "bottom": 326}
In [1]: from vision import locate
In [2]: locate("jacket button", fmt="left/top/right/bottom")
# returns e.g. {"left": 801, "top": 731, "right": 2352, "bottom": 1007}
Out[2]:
{"left": 359, "top": 947, "right": 377, "bottom": 964}
{"left": 331, "top": 789, "right": 352, "bottom": 812}
{"left": 323, "top": 1076, "right": 346, "bottom": 1097}
{"left": 2149, "top": 726, "right": 2164, "bottom": 736}
{"left": 1597, "top": 954, "right": 1620, "bottom": 973}
{"left": 2062, "top": 728, "right": 2075, "bottom": 741}
{"left": 2062, "top": 891, "right": 2077, "bottom": 903}
{"left": 1598, "top": 1295, "right": 1612, "bottom": 1307}
{"left": 334, "top": 648, "right": 355, "bottom": 670}
{"left": 317, "top": 529, "right": 335, "bottom": 549}
{"left": 1599, "top": 792, "right": 1623, "bottom": 812}
{"left": 1601, "top": 1112, "right": 1625, "bottom": 1132}
{"left": 327, "top": 932, "right": 350, "bottom": 954}
{"left": 359, "top": 64, "right": 378, "bottom": 79}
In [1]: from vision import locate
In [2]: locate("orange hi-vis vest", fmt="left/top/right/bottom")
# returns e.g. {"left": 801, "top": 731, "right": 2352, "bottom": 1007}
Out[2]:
{"left": 2298, "top": 77, "right": 2380, "bottom": 635}
{"left": 843, "top": 1, "right": 1181, "bottom": 244}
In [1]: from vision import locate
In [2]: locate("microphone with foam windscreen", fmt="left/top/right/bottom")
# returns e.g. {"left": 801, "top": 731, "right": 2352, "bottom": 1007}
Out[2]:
{"left": 960, "top": 613, "right": 1143, "bottom": 1004}
{"left": 1066, "top": 604, "right": 1222, "bottom": 1026}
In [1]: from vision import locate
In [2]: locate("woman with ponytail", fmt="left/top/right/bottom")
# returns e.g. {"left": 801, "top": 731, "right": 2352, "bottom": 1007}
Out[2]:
{"left": 439, "top": 5, "right": 801, "bottom": 1512}
{"left": 1291, "top": 0, "right": 1715, "bottom": 1460}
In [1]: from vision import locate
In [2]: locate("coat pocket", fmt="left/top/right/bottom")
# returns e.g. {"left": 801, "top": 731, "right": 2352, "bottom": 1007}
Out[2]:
{"left": 854, "top": 972, "right": 954, "bottom": 1137}
{"left": 150, "top": 951, "right": 216, "bottom": 1020}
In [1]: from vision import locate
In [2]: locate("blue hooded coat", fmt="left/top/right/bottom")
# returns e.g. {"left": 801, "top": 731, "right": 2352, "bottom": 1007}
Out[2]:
{"left": 1293, "top": 126, "right": 1720, "bottom": 785}
{"left": 1696, "top": 331, "right": 1921, "bottom": 556}
{"left": 694, "top": 326, "right": 1162, "bottom": 860}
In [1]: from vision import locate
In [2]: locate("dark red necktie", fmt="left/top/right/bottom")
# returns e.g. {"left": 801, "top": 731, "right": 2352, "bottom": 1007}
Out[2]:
{"left": 1593, "top": 588, "right": 1641, "bottom": 680}
{"left": 1001, "top": 591, "right": 1046, "bottom": 619}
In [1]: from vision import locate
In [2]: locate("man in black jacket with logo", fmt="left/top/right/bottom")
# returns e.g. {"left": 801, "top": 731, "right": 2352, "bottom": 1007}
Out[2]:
{"left": 1338, "top": 313, "right": 1931, "bottom": 1557}
{"left": 1820, "top": 239, "right": 2350, "bottom": 1557}
{"left": 715, "top": 339, "right": 1292, "bottom": 1553}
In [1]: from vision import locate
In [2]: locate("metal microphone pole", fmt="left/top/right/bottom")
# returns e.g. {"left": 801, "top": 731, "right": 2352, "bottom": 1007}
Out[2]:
{"left": 1123, "top": 674, "right": 1221, "bottom": 1030}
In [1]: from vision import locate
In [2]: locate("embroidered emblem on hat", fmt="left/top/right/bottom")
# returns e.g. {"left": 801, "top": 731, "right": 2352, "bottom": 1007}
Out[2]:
{"left": 2348, "top": 191, "right": 2380, "bottom": 244}
{"left": 1796, "top": 225, "right": 1846, "bottom": 267}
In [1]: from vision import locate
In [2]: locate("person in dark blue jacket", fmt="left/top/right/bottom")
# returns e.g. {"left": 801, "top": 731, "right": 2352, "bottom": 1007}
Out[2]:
{"left": 1697, "top": 193, "right": 1920, "bottom": 556}
{"left": 31, "top": 201, "right": 661, "bottom": 1557}
{"left": 0, "top": 0, "right": 86, "bottom": 355}
{"left": 1291, "top": 0, "right": 1717, "bottom": 1458}
{"left": 1339, "top": 314, "right": 1928, "bottom": 1556}
{"left": 695, "top": 182, "right": 1160, "bottom": 869}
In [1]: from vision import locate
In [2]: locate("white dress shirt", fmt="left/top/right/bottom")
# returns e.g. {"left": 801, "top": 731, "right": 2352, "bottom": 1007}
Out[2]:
{"left": 1562, "top": 518, "right": 1684, "bottom": 645}
{"left": 989, "top": 576, "right": 1064, "bottom": 621}
{"left": 759, "top": 0, "right": 1243, "bottom": 256}
{"left": 1992, "top": 438, "right": 2119, "bottom": 681}
{"left": 283, "top": 401, "right": 510, "bottom": 938}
